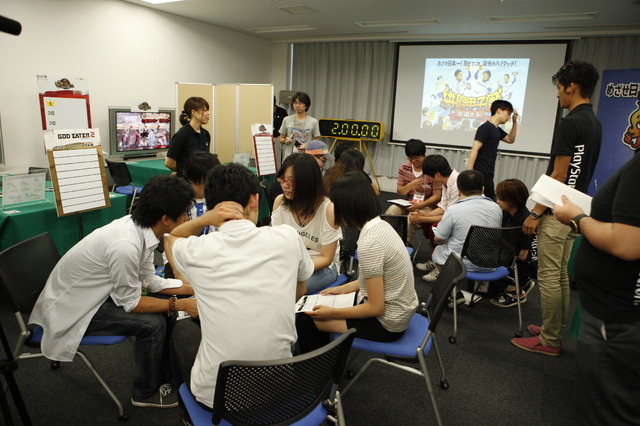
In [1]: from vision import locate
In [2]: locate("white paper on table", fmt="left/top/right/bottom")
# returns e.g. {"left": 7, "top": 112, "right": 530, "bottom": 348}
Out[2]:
{"left": 387, "top": 198, "right": 412, "bottom": 208}
{"left": 295, "top": 293, "right": 356, "bottom": 313}
{"left": 529, "top": 174, "right": 592, "bottom": 215}
{"left": 2, "top": 173, "right": 46, "bottom": 206}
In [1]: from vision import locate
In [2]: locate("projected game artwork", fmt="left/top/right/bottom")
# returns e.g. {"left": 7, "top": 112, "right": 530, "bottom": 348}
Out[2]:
{"left": 421, "top": 58, "right": 529, "bottom": 134}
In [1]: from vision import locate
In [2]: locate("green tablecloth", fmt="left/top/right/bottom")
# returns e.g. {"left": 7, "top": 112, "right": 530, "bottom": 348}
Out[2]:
{"left": 126, "top": 159, "right": 171, "bottom": 187}
{"left": 0, "top": 191, "right": 127, "bottom": 255}
{"left": 125, "top": 160, "right": 275, "bottom": 222}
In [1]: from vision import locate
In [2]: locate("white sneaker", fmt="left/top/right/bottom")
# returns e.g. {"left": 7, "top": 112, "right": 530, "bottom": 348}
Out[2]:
{"left": 421, "top": 268, "right": 440, "bottom": 282}
{"left": 416, "top": 260, "right": 437, "bottom": 271}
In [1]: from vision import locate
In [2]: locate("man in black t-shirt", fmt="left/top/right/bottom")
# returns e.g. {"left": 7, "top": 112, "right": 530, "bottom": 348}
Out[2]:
{"left": 552, "top": 150, "right": 640, "bottom": 424}
{"left": 467, "top": 100, "right": 519, "bottom": 200}
{"left": 515, "top": 61, "right": 602, "bottom": 356}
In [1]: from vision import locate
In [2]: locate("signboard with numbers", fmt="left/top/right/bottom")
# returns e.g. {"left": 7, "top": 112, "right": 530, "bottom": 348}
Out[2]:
{"left": 37, "top": 75, "right": 92, "bottom": 131}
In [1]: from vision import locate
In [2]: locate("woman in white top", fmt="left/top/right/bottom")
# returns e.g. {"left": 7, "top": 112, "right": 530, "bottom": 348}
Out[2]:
{"left": 271, "top": 153, "right": 341, "bottom": 294}
{"left": 296, "top": 172, "right": 418, "bottom": 353}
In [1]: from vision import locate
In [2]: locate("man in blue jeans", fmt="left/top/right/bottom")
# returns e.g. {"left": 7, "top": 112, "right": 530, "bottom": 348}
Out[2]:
{"left": 29, "top": 175, "right": 207, "bottom": 408}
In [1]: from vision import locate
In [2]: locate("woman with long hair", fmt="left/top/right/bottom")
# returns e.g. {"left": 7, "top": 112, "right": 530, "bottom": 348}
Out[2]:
{"left": 165, "top": 96, "right": 211, "bottom": 175}
{"left": 271, "top": 153, "right": 341, "bottom": 294}
{"left": 296, "top": 172, "right": 418, "bottom": 353}
{"left": 324, "top": 148, "right": 380, "bottom": 195}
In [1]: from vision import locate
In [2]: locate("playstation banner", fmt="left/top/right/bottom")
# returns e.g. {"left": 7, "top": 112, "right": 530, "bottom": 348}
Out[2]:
{"left": 589, "top": 68, "right": 640, "bottom": 195}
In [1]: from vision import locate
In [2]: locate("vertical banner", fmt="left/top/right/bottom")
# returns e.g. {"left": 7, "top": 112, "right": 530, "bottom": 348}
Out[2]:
{"left": 589, "top": 69, "right": 640, "bottom": 195}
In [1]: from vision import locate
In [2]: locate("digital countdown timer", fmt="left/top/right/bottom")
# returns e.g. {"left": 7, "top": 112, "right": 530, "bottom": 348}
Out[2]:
{"left": 318, "top": 119, "right": 384, "bottom": 141}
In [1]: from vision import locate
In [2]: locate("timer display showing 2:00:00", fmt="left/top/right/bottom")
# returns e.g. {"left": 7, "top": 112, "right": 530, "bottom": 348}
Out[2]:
{"left": 319, "top": 119, "right": 383, "bottom": 141}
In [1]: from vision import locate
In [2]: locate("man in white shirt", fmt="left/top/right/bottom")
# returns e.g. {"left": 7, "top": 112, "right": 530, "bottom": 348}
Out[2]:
{"left": 165, "top": 163, "right": 314, "bottom": 410}
{"left": 29, "top": 176, "right": 200, "bottom": 408}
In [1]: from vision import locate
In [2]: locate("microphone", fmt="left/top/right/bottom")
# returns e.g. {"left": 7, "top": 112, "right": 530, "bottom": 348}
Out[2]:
{"left": 0, "top": 15, "right": 22, "bottom": 36}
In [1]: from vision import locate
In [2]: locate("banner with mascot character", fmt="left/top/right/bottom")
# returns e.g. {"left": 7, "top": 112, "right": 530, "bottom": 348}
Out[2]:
{"left": 588, "top": 68, "right": 640, "bottom": 195}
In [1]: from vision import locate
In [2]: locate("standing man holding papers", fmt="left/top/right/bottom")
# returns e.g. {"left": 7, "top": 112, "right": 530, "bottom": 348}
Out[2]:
{"left": 514, "top": 61, "right": 602, "bottom": 356}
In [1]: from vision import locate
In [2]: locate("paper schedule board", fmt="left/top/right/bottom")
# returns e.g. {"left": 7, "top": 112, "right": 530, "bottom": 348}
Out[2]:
{"left": 251, "top": 123, "right": 277, "bottom": 176}
{"left": 47, "top": 146, "right": 110, "bottom": 216}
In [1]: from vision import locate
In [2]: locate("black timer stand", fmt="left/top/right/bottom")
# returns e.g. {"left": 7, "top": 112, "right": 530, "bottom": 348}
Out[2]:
{"left": 328, "top": 138, "right": 381, "bottom": 190}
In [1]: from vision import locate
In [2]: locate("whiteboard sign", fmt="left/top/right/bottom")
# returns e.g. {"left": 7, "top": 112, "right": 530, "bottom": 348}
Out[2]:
{"left": 2, "top": 173, "right": 46, "bottom": 206}
{"left": 47, "top": 146, "right": 111, "bottom": 216}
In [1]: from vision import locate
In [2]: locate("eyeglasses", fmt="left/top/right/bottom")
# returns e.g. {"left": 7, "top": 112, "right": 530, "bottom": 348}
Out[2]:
{"left": 314, "top": 155, "right": 327, "bottom": 163}
{"left": 407, "top": 155, "right": 424, "bottom": 161}
{"left": 277, "top": 177, "right": 295, "bottom": 186}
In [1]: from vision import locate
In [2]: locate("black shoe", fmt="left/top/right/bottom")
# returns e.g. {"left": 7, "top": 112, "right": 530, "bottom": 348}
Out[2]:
{"left": 490, "top": 291, "right": 526, "bottom": 308}
{"left": 447, "top": 291, "right": 465, "bottom": 308}
{"left": 131, "top": 384, "right": 178, "bottom": 408}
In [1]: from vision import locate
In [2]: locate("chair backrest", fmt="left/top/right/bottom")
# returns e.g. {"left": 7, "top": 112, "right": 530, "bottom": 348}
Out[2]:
{"left": 460, "top": 226, "right": 522, "bottom": 269}
{"left": 211, "top": 329, "right": 356, "bottom": 426}
{"left": 339, "top": 226, "right": 359, "bottom": 262}
{"left": 380, "top": 214, "right": 408, "bottom": 245}
{"left": 0, "top": 233, "right": 61, "bottom": 315}
{"left": 105, "top": 159, "right": 133, "bottom": 187}
{"left": 427, "top": 253, "right": 467, "bottom": 333}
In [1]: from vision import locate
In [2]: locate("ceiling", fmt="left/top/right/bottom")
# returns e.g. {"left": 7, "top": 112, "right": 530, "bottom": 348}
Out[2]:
{"left": 122, "top": 0, "right": 640, "bottom": 43}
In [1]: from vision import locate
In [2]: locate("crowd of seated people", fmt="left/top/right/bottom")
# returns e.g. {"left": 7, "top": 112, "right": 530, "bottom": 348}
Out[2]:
{"left": 28, "top": 143, "right": 543, "bottom": 422}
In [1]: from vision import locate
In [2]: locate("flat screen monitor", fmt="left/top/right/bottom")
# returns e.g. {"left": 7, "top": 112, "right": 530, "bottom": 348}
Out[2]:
{"left": 108, "top": 107, "right": 174, "bottom": 159}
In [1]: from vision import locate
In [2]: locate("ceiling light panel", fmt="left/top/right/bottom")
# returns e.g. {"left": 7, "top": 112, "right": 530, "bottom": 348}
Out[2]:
{"left": 246, "top": 25, "right": 316, "bottom": 33}
{"left": 356, "top": 19, "right": 441, "bottom": 28}
{"left": 278, "top": 5, "right": 316, "bottom": 14}
{"left": 488, "top": 12, "right": 597, "bottom": 23}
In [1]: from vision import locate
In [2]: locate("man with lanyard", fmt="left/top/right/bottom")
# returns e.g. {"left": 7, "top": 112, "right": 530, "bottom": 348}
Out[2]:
{"left": 514, "top": 61, "right": 602, "bottom": 356}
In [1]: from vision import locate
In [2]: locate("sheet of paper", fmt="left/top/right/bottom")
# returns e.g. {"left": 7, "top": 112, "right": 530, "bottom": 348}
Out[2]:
{"left": 2, "top": 173, "right": 46, "bottom": 206}
{"left": 387, "top": 198, "right": 412, "bottom": 208}
{"left": 253, "top": 134, "right": 277, "bottom": 176}
{"left": 529, "top": 174, "right": 592, "bottom": 215}
{"left": 295, "top": 293, "right": 356, "bottom": 313}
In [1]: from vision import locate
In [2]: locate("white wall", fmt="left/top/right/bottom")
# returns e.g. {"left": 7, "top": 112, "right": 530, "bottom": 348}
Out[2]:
{"left": 0, "top": 0, "right": 272, "bottom": 169}
{"left": 271, "top": 43, "right": 290, "bottom": 100}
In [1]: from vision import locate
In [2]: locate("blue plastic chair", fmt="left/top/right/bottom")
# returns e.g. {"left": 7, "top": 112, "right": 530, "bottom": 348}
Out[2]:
{"left": 179, "top": 330, "right": 356, "bottom": 426}
{"left": 338, "top": 253, "right": 467, "bottom": 426}
{"left": 106, "top": 159, "right": 143, "bottom": 214}
{"left": 0, "top": 233, "right": 129, "bottom": 421}
{"left": 451, "top": 225, "right": 524, "bottom": 343}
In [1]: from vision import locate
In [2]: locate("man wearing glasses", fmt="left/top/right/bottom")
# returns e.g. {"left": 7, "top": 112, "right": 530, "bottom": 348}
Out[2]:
{"left": 278, "top": 92, "right": 321, "bottom": 161}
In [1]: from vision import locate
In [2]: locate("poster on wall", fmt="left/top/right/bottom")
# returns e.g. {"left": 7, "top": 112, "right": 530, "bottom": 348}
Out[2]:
{"left": 37, "top": 75, "right": 92, "bottom": 131}
{"left": 589, "top": 69, "right": 640, "bottom": 195}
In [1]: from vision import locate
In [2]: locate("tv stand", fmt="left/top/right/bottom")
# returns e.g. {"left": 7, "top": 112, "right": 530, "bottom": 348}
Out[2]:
{"left": 123, "top": 153, "right": 158, "bottom": 161}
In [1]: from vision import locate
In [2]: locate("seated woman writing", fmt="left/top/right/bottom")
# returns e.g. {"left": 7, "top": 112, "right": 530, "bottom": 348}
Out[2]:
{"left": 271, "top": 153, "right": 342, "bottom": 294}
{"left": 296, "top": 172, "right": 418, "bottom": 353}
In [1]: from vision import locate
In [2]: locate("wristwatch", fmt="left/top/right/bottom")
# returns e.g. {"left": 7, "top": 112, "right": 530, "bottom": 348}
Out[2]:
{"left": 529, "top": 211, "right": 540, "bottom": 219}
{"left": 569, "top": 214, "right": 588, "bottom": 233}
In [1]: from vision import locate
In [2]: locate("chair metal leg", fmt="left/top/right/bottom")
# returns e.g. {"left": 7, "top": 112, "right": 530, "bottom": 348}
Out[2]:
{"left": 128, "top": 187, "right": 138, "bottom": 215}
{"left": 449, "top": 288, "right": 458, "bottom": 344}
{"left": 417, "top": 352, "right": 443, "bottom": 426}
{"left": 412, "top": 233, "right": 425, "bottom": 263}
{"left": 429, "top": 333, "right": 448, "bottom": 389}
{"left": 75, "top": 351, "right": 128, "bottom": 420}
{"left": 514, "top": 265, "right": 523, "bottom": 337}
{"left": 325, "top": 390, "right": 346, "bottom": 426}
